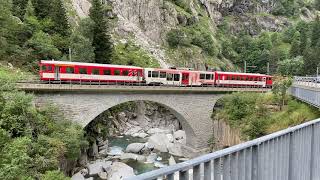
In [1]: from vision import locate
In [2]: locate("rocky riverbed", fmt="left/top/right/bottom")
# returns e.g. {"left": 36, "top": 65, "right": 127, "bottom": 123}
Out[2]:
{"left": 71, "top": 101, "right": 192, "bottom": 180}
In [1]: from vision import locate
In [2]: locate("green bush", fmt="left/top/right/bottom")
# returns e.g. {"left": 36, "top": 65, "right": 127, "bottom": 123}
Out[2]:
{"left": 166, "top": 29, "right": 190, "bottom": 48}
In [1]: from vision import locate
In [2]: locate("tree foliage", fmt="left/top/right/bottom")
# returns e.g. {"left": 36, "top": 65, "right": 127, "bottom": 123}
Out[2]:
{"left": 89, "top": 0, "right": 113, "bottom": 64}
{"left": 0, "top": 67, "right": 88, "bottom": 179}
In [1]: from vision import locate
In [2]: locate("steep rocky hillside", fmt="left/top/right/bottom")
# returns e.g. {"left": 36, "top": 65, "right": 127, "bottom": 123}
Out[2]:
{"left": 69, "top": 0, "right": 317, "bottom": 70}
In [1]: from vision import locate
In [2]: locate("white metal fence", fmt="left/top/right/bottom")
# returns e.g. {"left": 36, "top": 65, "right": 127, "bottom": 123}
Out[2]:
{"left": 125, "top": 78, "right": 320, "bottom": 180}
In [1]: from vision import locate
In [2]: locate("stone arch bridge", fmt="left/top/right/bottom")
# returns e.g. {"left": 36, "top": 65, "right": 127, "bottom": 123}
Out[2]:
{"left": 19, "top": 83, "right": 269, "bottom": 150}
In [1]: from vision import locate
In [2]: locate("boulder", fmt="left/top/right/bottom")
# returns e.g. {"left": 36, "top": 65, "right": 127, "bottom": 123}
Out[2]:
{"left": 166, "top": 134, "right": 174, "bottom": 143}
{"left": 92, "top": 141, "right": 99, "bottom": 157}
{"left": 137, "top": 132, "right": 149, "bottom": 138}
{"left": 154, "top": 161, "right": 167, "bottom": 168}
{"left": 120, "top": 153, "right": 146, "bottom": 162}
{"left": 98, "top": 172, "right": 108, "bottom": 180}
{"left": 147, "top": 128, "right": 171, "bottom": 135}
{"left": 125, "top": 126, "right": 142, "bottom": 136}
{"left": 173, "top": 130, "right": 186, "bottom": 144}
{"left": 118, "top": 112, "right": 127, "bottom": 122}
{"left": 108, "top": 162, "right": 135, "bottom": 179}
{"left": 87, "top": 161, "right": 112, "bottom": 176}
{"left": 146, "top": 153, "right": 158, "bottom": 163}
{"left": 167, "top": 143, "right": 183, "bottom": 157}
{"left": 107, "top": 146, "right": 123, "bottom": 156}
{"left": 71, "top": 172, "right": 85, "bottom": 180}
{"left": 147, "top": 133, "right": 170, "bottom": 152}
{"left": 98, "top": 139, "right": 109, "bottom": 147}
{"left": 126, "top": 143, "right": 145, "bottom": 153}
{"left": 169, "top": 156, "right": 176, "bottom": 166}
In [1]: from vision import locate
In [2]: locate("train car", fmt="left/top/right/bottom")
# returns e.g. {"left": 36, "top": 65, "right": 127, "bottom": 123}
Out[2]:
{"left": 215, "top": 71, "right": 272, "bottom": 88}
{"left": 143, "top": 68, "right": 215, "bottom": 86}
{"left": 39, "top": 60, "right": 144, "bottom": 83}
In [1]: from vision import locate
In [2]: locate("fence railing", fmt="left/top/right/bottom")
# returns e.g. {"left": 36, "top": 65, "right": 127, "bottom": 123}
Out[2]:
{"left": 291, "top": 77, "right": 320, "bottom": 108}
{"left": 125, "top": 118, "right": 320, "bottom": 180}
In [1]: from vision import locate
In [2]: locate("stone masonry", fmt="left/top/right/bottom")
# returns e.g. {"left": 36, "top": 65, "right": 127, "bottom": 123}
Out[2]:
{"left": 34, "top": 92, "right": 224, "bottom": 149}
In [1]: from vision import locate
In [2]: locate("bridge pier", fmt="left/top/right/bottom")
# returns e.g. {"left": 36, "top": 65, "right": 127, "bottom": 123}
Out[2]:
{"left": 34, "top": 92, "right": 224, "bottom": 150}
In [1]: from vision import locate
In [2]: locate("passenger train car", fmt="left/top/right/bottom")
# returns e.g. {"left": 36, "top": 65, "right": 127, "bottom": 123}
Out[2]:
{"left": 39, "top": 60, "right": 273, "bottom": 88}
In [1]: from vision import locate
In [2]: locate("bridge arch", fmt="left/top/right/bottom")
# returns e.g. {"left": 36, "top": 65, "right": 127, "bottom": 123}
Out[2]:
{"left": 82, "top": 98, "right": 198, "bottom": 147}
{"left": 34, "top": 93, "right": 224, "bottom": 149}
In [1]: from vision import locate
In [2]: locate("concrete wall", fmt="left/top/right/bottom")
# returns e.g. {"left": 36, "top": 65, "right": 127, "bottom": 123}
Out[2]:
{"left": 34, "top": 92, "right": 224, "bottom": 149}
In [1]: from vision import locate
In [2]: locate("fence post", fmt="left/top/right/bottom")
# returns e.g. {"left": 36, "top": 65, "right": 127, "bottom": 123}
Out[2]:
{"left": 288, "top": 132, "right": 293, "bottom": 180}
{"left": 309, "top": 124, "right": 315, "bottom": 180}
{"left": 251, "top": 145, "right": 259, "bottom": 180}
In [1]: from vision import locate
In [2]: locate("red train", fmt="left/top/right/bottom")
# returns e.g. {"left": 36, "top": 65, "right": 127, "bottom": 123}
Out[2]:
{"left": 39, "top": 60, "right": 273, "bottom": 88}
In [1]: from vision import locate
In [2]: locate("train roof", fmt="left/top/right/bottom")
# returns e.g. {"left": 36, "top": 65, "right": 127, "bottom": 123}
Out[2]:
{"left": 216, "top": 71, "right": 272, "bottom": 77}
{"left": 40, "top": 60, "right": 144, "bottom": 69}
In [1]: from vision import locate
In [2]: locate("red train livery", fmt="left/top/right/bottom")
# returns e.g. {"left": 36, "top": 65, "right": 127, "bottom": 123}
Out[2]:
{"left": 39, "top": 60, "right": 273, "bottom": 88}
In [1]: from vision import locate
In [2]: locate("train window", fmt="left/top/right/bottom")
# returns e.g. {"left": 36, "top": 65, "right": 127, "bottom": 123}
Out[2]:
{"left": 47, "top": 66, "right": 52, "bottom": 71}
{"left": 123, "top": 70, "right": 129, "bottom": 76}
{"left": 152, "top": 71, "right": 159, "bottom": 78}
{"left": 167, "top": 73, "right": 173, "bottom": 81}
{"left": 237, "top": 76, "right": 241, "bottom": 80}
{"left": 211, "top": 75, "right": 214, "bottom": 80}
{"left": 160, "top": 72, "right": 166, "bottom": 78}
{"left": 174, "top": 74, "right": 180, "bottom": 81}
{"left": 92, "top": 69, "right": 100, "bottom": 75}
{"left": 182, "top": 74, "right": 188, "bottom": 80}
{"left": 114, "top": 70, "right": 121, "bottom": 75}
{"left": 148, "top": 71, "right": 152, "bottom": 77}
{"left": 200, "top": 74, "right": 205, "bottom": 80}
{"left": 104, "top": 69, "right": 111, "bottom": 75}
{"left": 66, "top": 67, "right": 74, "bottom": 74}
{"left": 206, "top": 74, "right": 211, "bottom": 80}
{"left": 42, "top": 65, "right": 47, "bottom": 71}
{"left": 79, "top": 68, "right": 87, "bottom": 74}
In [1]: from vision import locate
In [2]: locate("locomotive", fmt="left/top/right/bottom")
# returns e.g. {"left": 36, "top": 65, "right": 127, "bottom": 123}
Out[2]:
{"left": 39, "top": 60, "right": 273, "bottom": 88}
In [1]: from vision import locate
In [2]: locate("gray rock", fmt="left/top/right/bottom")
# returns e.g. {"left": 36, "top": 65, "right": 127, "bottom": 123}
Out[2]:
{"left": 169, "top": 156, "right": 176, "bottom": 166}
{"left": 125, "top": 126, "right": 142, "bottom": 136}
{"left": 71, "top": 172, "right": 85, "bottom": 180}
{"left": 108, "top": 162, "right": 135, "bottom": 179}
{"left": 167, "top": 143, "right": 183, "bottom": 157}
{"left": 126, "top": 143, "right": 145, "bottom": 153}
{"left": 92, "top": 141, "right": 99, "bottom": 157}
{"left": 98, "top": 171, "right": 108, "bottom": 180}
{"left": 173, "top": 130, "right": 186, "bottom": 144}
{"left": 118, "top": 112, "right": 127, "bottom": 122}
{"left": 120, "top": 153, "right": 146, "bottom": 162}
{"left": 166, "top": 134, "right": 174, "bottom": 143}
{"left": 154, "top": 161, "right": 167, "bottom": 168}
{"left": 148, "top": 133, "right": 170, "bottom": 152}
{"left": 146, "top": 153, "right": 158, "bottom": 163}
{"left": 87, "top": 161, "right": 112, "bottom": 176}
{"left": 147, "top": 128, "right": 171, "bottom": 135}
{"left": 108, "top": 146, "right": 123, "bottom": 156}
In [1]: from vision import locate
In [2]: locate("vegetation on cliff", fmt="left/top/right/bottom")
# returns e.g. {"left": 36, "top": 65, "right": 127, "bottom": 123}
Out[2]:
{"left": 214, "top": 78, "right": 320, "bottom": 140}
{"left": 0, "top": 66, "right": 87, "bottom": 179}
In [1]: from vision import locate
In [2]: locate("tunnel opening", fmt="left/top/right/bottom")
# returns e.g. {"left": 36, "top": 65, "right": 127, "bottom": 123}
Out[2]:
{"left": 77, "top": 100, "right": 191, "bottom": 178}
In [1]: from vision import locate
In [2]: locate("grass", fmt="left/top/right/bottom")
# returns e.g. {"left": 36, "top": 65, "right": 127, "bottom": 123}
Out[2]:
{"left": 214, "top": 92, "right": 320, "bottom": 140}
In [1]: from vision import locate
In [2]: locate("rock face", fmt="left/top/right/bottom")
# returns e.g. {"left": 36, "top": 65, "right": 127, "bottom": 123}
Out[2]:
{"left": 212, "top": 120, "right": 242, "bottom": 149}
{"left": 71, "top": 0, "right": 293, "bottom": 68}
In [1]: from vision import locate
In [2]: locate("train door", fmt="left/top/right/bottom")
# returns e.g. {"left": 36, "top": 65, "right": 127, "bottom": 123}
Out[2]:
{"left": 262, "top": 77, "right": 266, "bottom": 87}
{"left": 54, "top": 66, "right": 60, "bottom": 80}
{"left": 182, "top": 73, "right": 189, "bottom": 86}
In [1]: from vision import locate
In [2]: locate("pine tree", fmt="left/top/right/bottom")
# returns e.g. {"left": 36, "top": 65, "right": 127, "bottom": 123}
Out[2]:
{"left": 289, "top": 31, "right": 301, "bottom": 58}
{"left": 24, "top": 0, "right": 35, "bottom": 20}
{"left": 311, "top": 16, "right": 320, "bottom": 47}
{"left": 32, "top": 0, "right": 52, "bottom": 19}
{"left": 315, "top": 0, "right": 320, "bottom": 10}
{"left": 89, "top": 0, "right": 113, "bottom": 64}
{"left": 12, "top": 0, "right": 28, "bottom": 20}
{"left": 50, "top": 0, "right": 70, "bottom": 37}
